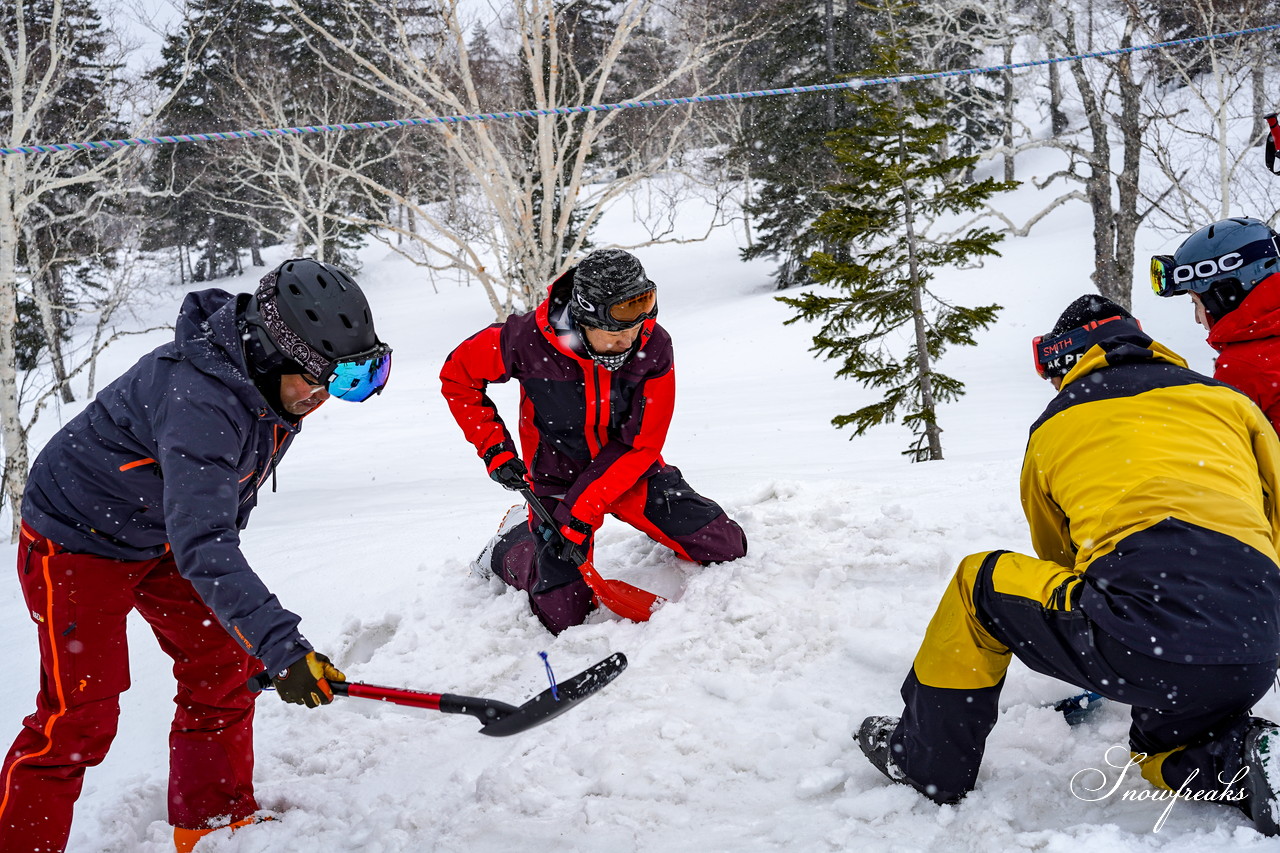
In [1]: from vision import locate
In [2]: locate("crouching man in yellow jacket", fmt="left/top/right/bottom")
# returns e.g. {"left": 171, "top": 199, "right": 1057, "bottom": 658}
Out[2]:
{"left": 858, "top": 294, "right": 1280, "bottom": 833}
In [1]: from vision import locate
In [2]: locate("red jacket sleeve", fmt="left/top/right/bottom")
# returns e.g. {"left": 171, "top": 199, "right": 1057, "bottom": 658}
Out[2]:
{"left": 555, "top": 366, "right": 676, "bottom": 538}
{"left": 439, "top": 324, "right": 519, "bottom": 472}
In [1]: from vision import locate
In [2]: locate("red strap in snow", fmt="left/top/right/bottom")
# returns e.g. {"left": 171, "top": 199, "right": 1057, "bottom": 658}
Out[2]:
{"left": 1267, "top": 114, "right": 1280, "bottom": 175}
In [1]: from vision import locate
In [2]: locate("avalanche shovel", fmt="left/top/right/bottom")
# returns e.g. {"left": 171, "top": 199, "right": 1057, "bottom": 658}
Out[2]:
{"left": 519, "top": 487, "right": 664, "bottom": 622}
{"left": 250, "top": 652, "right": 627, "bottom": 737}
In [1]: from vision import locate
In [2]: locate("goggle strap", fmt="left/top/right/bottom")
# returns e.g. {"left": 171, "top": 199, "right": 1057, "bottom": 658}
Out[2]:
{"left": 324, "top": 343, "right": 392, "bottom": 380}
{"left": 1033, "top": 315, "right": 1139, "bottom": 377}
{"left": 1154, "top": 237, "right": 1280, "bottom": 295}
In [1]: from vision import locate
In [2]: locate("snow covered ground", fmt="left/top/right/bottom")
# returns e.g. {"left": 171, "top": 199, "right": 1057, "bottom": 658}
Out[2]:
{"left": 1, "top": 174, "right": 1277, "bottom": 852}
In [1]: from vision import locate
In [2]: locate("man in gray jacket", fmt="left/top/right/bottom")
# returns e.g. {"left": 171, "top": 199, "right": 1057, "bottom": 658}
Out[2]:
{"left": 0, "top": 258, "right": 392, "bottom": 853}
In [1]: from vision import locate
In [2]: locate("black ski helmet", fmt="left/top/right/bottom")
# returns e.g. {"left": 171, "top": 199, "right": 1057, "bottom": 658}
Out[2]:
{"left": 244, "top": 258, "right": 380, "bottom": 379}
{"left": 568, "top": 249, "right": 657, "bottom": 332}
{"left": 1153, "top": 217, "right": 1280, "bottom": 322}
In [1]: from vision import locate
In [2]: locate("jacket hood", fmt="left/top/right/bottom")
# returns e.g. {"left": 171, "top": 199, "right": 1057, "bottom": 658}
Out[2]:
{"left": 1207, "top": 273, "right": 1280, "bottom": 348}
{"left": 547, "top": 269, "right": 574, "bottom": 315}
{"left": 174, "top": 288, "right": 280, "bottom": 419}
{"left": 1058, "top": 330, "right": 1189, "bottom": 389}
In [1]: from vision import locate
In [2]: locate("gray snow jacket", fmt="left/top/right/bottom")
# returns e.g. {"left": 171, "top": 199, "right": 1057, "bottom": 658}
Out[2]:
{"left": 22, "top": 289, "right": 312, "bottom": 674}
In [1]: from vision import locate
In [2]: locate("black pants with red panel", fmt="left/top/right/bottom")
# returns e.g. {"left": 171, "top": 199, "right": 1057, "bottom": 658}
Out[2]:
{"left": 0, "top": 525, "right": 259, "bottom": 853}
{"left": 488, "top": 465, "right": 747, "bottom": 632}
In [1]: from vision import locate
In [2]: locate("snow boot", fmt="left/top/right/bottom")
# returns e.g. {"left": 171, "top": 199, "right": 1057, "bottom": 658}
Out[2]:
{"left": 856, "top": 715, "right": 962, "bottom": 805}
{"left": 173, "top": 815, "right": 272, "bottom": 852}
{"left": 1245, "top": 719, "right": 1280, "bottom": 835}
{"left": 471, "top": 504, "right": 527, "bottom": 579}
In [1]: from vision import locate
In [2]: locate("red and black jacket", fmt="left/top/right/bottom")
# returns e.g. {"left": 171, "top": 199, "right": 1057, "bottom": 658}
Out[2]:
{"left": 440, "top": 275, "right": 675, "bottom": 546}
{"left": 1207, "top": 272, "right": 1280, "bottom": 435}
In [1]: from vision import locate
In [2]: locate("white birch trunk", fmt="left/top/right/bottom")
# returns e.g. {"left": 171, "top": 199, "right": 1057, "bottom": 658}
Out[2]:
{"left": 0, "top": 0, "right": 187, "bottom": 540}
{"left": 0, "top": 162, "right": 28, "bottom": 539}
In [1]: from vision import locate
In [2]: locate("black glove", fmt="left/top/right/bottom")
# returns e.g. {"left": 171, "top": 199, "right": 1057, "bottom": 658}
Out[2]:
{"left": 536, "top": 522, "right": 583, "bottom": 564}
{"left": 489, "top": 458, "right": 528, "bottom": 491}
{"left": 273, "top": 651, "right": 346, "bottom": 708}
{"left": 532, "top": 524, "right": 585, "bottom": 593}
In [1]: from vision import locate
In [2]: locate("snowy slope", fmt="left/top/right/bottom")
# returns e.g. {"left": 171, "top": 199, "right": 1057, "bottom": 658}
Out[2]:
{"left": 1, "top": 180, "right": 1277, "bottom": 853}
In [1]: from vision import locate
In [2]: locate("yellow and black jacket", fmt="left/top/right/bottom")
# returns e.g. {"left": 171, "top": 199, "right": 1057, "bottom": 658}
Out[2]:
{"left": 1021, "top": 329, "right": 1280, "bottom": 664}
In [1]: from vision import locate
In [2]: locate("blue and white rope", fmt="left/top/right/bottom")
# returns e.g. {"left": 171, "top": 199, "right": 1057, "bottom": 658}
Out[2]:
{"left": 2, "top": 22, "right": 1277, "bottom": 158}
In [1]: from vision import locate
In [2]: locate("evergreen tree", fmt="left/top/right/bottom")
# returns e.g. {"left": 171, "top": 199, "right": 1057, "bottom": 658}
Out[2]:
{"left": 733, "top": 0, "right": 876, "bottom": 289}
{"left": 596, "top": 14, "right": 681, "bottom": 176}
{"left": 144, "top": 0, "right": 285, "bottom": 279}
{"left": 779, "top": 0, "right": 1016, "bottom": 462}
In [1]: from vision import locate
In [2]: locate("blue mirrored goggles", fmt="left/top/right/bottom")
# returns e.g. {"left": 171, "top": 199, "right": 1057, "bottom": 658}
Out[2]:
{"left": 324, "top": 343, "right": 392, "bottom": 402}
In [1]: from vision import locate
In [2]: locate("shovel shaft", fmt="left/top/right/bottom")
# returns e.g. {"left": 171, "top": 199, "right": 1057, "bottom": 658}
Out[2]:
{"left": 335, "top": 681, "right": 442, "bottom": 710}
{"left": 518, "top": 488, "right": 662, "bottom": 621}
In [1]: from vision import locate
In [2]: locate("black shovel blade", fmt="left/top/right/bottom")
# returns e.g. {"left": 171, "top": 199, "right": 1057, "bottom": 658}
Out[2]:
{"left": 476, "top": 652, "right": 628, "bottom": 737}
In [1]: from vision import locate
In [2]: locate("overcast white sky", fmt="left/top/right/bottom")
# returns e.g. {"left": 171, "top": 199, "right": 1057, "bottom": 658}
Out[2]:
{"left": 107, "top": 0, "right": 178, "bottom": 72}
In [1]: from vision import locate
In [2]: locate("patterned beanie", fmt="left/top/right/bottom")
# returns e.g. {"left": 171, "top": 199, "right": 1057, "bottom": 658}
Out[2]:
{"left": 254, "top": 270, "right": 331, "bottom": 378}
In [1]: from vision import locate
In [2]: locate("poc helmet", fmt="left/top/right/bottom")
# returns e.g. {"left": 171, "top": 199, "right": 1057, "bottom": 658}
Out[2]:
{"left": 244, "top": 258, "right": 391, "bottom": 402}
{"left": 1151, "top": 217, "right": 1280, "bottom": 322}
{"left": 568, "top": 249, "right": 658, "bottom": 332}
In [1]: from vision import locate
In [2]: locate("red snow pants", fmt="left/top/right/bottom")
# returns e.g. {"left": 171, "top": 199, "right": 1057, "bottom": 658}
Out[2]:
{"left": 0, "top": 524, "right": 260, "bottom": 853}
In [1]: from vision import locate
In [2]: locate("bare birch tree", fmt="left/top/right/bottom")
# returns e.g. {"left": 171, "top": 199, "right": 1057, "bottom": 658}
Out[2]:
{"left": 983, "top": 0, "right": 1155, "bottom": 308}
{"left": 283, "top": 0, "right": 747, "bottom": 317}
{"left": 1141, "top": 0, "right": 1279, "bottom": 233}
{"left": 0, "top": 0, "right": 184, "bottom": 537}
{"left": 918, "top": 0, "right": 1027, "bottom": 181}
{"left": 211, "top": 55, "right": 399, "bottom": 269}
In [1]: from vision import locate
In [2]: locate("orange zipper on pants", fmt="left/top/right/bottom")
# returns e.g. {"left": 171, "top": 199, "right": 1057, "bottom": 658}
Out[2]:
{"left": 0, "top": 532, "right": 68, "bottom": 846}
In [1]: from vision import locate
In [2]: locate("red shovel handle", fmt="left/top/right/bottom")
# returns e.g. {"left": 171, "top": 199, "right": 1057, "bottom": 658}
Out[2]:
{"left": 332, "top": 682, "right": 518, "bottom": 723}
{"left": 334, "top": 681, "right": 442, "bottom": 710}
